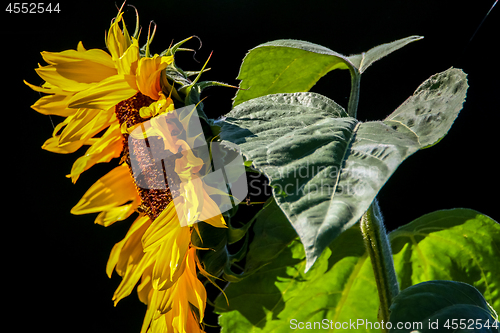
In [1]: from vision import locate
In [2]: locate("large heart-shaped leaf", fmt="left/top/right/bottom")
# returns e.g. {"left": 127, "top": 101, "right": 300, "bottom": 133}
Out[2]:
{"left": 390, "top": 208, "right": 500, "bottom": 312}
{"left": 221, "top": 68, "right": 467, "bottom": 270}
{"left": 390, "top": 281, "right": 499, "bottom": 333}
{"left": 216, "top": 207, "right": 499, "bottom": 332}
{"left": 216, "top": 200, "right": 380, "bottom": 332}
{"left": 233, "top": 36, "right": 423, "bottom": 116}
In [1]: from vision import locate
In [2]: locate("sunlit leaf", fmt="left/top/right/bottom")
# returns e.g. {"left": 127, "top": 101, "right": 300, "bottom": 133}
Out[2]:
{"left": 221, "top": 68, "right": 467, "bottom": 270}
{"left": 217, "top": 208, "right": 499, "bottom": 333}
{"left": 233, "top": 36, "right": 423, "bottom": 116}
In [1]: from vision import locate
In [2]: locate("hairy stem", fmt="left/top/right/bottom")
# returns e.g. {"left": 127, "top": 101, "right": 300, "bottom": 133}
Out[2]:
{"left": 347, "top": 69, "right": 361, "bottom": 118}
{"left": 360, "top": 200, "right": 399, "bottom": 330}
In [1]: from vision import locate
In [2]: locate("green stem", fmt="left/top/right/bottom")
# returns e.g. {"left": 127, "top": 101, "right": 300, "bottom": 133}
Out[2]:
{"left": 347, "top": 69, "right": 361, "bottom": 118}
{"left": 360, "top": 200, "right": 399, "bottom": 331}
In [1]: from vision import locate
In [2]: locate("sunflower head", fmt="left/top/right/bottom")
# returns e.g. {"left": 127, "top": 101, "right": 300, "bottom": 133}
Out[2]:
{"left": 26, "top": 4, "right": 241, "bottom": 333}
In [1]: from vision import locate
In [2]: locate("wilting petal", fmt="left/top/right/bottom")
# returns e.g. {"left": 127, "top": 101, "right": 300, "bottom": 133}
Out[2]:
{"left": 177, "top": 181, "right": 203, "bottom": 226}
{"left": 139, "top": 92, "right": 175, "bottom": 118}
{"left": 107, "top": 12, "right": 132, "bottom": 61}
{"left": 183, "top": 248, "right": 207, "bottom": 319}
{"left": 198, "top": 187, "right": 226, "bottom": 228}
{"left": 116, "top": 38, "right": 140, "bottom": 75}
{"left": 148, "top": 110, "right": 183, "bottom": 153}
{"left": 174, "top": 140, "right": 204, "bottom": 181}
{"left": 136, "top": 55, "right": 173, "bottom": 100}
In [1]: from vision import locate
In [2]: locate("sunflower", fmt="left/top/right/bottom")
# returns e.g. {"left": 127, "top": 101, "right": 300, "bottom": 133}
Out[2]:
{"left": 26, "top": 4, "right": 228, "bottom": 332}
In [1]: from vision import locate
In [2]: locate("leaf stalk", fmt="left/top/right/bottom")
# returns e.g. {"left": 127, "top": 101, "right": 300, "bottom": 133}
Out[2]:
{"left": 347, "top": 69, "right": 360, "bottom": 118}
{"left": 360, "top": 200, "right": 399, "bottom": 330}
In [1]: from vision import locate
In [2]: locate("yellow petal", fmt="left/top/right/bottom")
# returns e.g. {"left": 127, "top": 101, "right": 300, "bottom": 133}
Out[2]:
{"left": 137, "top": 265, "right": 154, "bottom": 305}
{"left": 136, "top": 55, "right": 172, "bottom": 100}
{"left": 177, "top": 181, "right": 203, "bottom": 226}
{"left": 106, "top": 214, "right": 151, "bottom": 278}
{"left": 24, "top": 79, "right": 67, "bottom": 95}
{"left": 36, "top": 49, "right": 117, "bottom": 92}
{"left": 185, "top": 311, "right": 205, "bottom": 332}
{"left": 58, "top": 108, "right": 113, "bottom": 145}
{"left": 42, "top": 108, "right": 114, "bottom": 155}
{"left": 68, "top": 74, "right": 138, "bottom": 110}
{"left": 141, "top": 289, "right": 159, "bottom": 333}
{"left": 76, "top": 41, "right": 86, "bottom": 52}
{"left": 184, "top": 248, "right": 207, "bottom": 318}
{"left": 112, "top": 250, "right": 155, "bottom": 306}
{"left": 41, "top": 112, "right": 103, "bottom": 154}
{"left": 142, "top": 201, "right": 180, "bottom": 251}
{"left": 139, "top": 92, "right": 175, "bottom": 118}
{"left": 174, "top": 140, "right": 204, "bottom": 181}
{"left": 198, "top": 182, "right": 227, "bottom": 228}
{"left": 41, "top": 48, "right": 115, "bottom": 68}
{"left": 113, "top": 215, "right": 152, "bottom": 277}
{"left": 30, "top": 93, "right": 76, "bottom": 116}
{"left": 169, "top": 291, "right": 190, "bottom": 333}
{"left": 158, "top": 248, "right": 206, "bottom": 332}
{"left": 42, "top": 135, "right": 92, "bottom": 154}
{"left": 107, "top": 13, "right": 132, "bottom": 61}
{"left": 68, "top": 122, "right": 122, "bottom": 183}
{"left": 154, "top": 237, "right": 189, "bottom": 291}
{"left": 148, "top": 111, "right": 183, "bottom": 153}
{"left": 95, "top": 203, "right": 137, "bottom": 227}
{"left": 116, "top": 38, "right": 140, "bottom": 75}
{"left": 71, "top": 164, "right": 138, "bottom": 215}
{"left": 141, "top": 201, "right": 191, "bottom": 290}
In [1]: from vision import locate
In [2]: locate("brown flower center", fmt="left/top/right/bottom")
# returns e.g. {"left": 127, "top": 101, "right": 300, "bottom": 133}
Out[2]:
{"left": 115, "top": 92, "right": 181, "bottom": 221}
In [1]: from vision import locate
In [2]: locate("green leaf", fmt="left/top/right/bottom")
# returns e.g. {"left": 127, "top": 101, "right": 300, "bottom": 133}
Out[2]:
{"left": 216, "top": 201, "right": 380, "bottom": 332}
{"left": 232, "top": 36, "right": 423, "bottom": 116}
{"left": 347, "top": 36, "right": 423, "bottom": 74}
{"left": 221, "top": 68, "right": 467, "bottom": 270}
{"left": 385, "top": 66, "right": 468, "bottom": 148}
{"left": 389, "top": 281, "right": 499, "bottom": 333}
{"left": 216, "top": 208, "right": 499, "bottom": 332}
{"left": 243, "top": 200, "right": 299, "bottom": 271}
{"left": 233, "top": 39, "right": 351, "bottom": 107}
{"left": 390, "top": 208, "right": 500, "bottom": 313}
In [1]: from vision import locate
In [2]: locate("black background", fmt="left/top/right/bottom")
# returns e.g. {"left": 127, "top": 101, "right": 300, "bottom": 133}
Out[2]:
{"left": 4, "top": 0, "right": 498, "bottom": 332}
